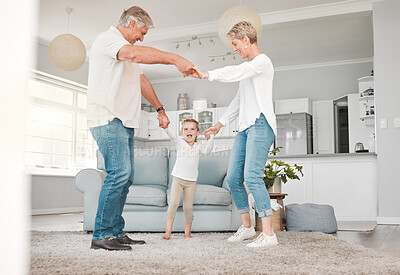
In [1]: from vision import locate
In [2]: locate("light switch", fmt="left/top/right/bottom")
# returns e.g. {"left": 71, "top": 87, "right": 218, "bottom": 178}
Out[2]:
{"left": 380, "top": 118, "right": 388, "bottom": 128}
{"left": 394, "top": 117, "right": 400, "bottom": 128}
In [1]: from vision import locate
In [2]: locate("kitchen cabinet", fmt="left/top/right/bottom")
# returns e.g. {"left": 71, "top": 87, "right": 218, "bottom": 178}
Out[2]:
{"left": 148, "top": 111, "right": 177, "bottom": 140}
{"left": 134, "top": 110, "right": 149, "bottom": 139}
{"left": 196, "top": 109, "right": 215, "bottom": 134}
{"left": 358, "top": 76, "right": 374, "bottom": 127}
{"left": 177, "top": 109, "right": 216, "bottom": 137}
{"left": 274, "top": 98, "right": 311, "bottom": 115}
{"left": 215, "top": 107, "right": 238, "bottom": 137}
{"left": 312, "top": 100, "right": 334, "bottom": 154}
{"left": 279, "top": 153, "right": 377, "bottom": 221}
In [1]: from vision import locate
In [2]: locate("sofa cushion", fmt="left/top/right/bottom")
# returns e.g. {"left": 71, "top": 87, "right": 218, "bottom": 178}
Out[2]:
{"left": 167, "top": 185, "right": 231, "bottom": 206}
{"left": 286, "top": 203, "right": 338, "bottom": 234}
{"left": 168, "top": 149, "right": 230, "bottom": 188}
{"left": 126, "top": 186, "right": 167, "bottom": 207}
{"left": 97, "top": 148, "right": 169, "bottom": 188}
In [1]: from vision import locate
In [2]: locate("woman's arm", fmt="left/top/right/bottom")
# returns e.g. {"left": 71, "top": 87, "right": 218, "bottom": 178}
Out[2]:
{"left": 193, "top": 55, "right": 271, "bottom": 83}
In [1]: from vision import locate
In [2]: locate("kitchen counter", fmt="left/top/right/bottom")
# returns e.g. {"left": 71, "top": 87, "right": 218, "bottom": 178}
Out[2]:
{"left": 274, "top": 152, "right": 377, "bottom": 222}
{"left": 273, "top": 152, "right": 376, "bottom": 159}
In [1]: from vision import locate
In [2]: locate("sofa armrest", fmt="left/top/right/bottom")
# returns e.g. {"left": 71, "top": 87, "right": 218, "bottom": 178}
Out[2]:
{"left": 74, "top": 168, "right": 106, "bottom": 194}
{"left": 222, "top": 175, "right": 230, "bottom": 191}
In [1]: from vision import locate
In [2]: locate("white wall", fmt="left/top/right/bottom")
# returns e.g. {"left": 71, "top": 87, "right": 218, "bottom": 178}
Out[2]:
{"left": 373, "top": 0, "right": 400, "bottom": 224}
{"left": 150, "top": 61, "right": 373, "bottom": 110}
{"left": 36, "top": 42, "right": 89, "bottom": 85}
{"left": 31, "top": 175, "right": 83, "bottom": 215}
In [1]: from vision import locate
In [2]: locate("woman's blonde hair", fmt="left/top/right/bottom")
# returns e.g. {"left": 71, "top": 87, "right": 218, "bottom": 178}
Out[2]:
{"left": 227, "top": 21, "right": 257, "bottom": 44}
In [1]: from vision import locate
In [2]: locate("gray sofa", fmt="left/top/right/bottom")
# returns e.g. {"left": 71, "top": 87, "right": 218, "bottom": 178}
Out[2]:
{"left": 74, "top": 147, "right": 244, "bottom": 232}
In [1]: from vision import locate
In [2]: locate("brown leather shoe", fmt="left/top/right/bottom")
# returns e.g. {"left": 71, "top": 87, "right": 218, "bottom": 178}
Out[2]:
{"left": 91, "top": 237, "right": 132, "bottom": 251}
{"left": 116, "top": 234, "right": 146, "bottom": 245}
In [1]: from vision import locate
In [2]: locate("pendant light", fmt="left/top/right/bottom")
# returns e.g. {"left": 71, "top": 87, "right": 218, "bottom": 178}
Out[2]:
{"left": 218, "top": 5, "right": 262, "bottom": 49}
{"left": 48, "top": 7, "right": 86, "bottom": 71}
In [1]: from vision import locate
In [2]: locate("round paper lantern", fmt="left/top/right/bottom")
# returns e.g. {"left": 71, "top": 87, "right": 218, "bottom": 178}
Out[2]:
{"left": 218, "top": 5, "right": 263, "bottom": 49}
{"left": 48, "top": 33, "right": 86, "bottom": 71}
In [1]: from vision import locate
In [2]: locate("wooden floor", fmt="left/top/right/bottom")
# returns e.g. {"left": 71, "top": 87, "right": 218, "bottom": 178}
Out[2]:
{"left": 31, "top": 213, "right": 400, "bottom": 259}
{"left": 334, "top": 225, "right": 400, "bottom": 259}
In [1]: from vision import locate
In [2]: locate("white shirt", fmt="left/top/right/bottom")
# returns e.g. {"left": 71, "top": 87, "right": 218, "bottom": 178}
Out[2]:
{"left": 208, "top": 54, "right": 277, "bottom": 136}
{"left": 164, "top": 128, "right": 214, "bottom": 181}
{"left": 87, "top": 26, "right": 143, "bottom": 128}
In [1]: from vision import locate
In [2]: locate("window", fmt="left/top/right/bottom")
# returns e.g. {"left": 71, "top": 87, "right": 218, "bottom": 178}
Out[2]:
{"left": 25, "top": 71, "right": 96, "bottom": 170}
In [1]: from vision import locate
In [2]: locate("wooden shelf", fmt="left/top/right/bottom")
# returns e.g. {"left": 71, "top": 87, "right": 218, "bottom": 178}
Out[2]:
{"left": 360, "top": 115, "right": 375, "bottom": 120}
{"left": 359, "top": 95, "right": 374, "bottom": 100}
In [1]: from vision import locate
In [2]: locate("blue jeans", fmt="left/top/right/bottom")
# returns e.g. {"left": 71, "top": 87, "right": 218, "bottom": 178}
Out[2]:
{"left": 226, "top": 114, "right": 275, "bottom": 217}
{"left": 89, "top": 118, "right": 135, "bottom": 240}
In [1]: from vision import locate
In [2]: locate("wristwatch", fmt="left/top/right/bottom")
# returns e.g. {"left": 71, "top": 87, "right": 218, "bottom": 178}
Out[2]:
{"left": 156, "top": 106, "right": 165, "bottom": 112}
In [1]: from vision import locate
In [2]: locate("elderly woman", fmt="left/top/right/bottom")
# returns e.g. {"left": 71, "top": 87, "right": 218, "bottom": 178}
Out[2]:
{"left": 192, "top": 21, "right": 278, "bottom": 248}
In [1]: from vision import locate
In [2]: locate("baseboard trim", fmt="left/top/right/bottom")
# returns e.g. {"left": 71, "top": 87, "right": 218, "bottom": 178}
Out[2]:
{"left": 31, "top": 207, "right": 84, "bottom": 216}
{"left": 377, "top": 217, "right": 400, "bottom": 225}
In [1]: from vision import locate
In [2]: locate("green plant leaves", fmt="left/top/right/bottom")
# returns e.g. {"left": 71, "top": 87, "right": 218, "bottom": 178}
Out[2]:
{"left": 263, "top": 147, "right": 304, "bottom": 188}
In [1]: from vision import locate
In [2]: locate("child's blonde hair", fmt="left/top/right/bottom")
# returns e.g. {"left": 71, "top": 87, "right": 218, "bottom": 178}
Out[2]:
{"left": 181, "top": 118, "right": 200, "bottom": 142}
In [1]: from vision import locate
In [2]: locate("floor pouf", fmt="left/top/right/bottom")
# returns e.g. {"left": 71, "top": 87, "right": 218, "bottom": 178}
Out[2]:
{"left": 286, "top": 203, "right": 338, "bottom": 233}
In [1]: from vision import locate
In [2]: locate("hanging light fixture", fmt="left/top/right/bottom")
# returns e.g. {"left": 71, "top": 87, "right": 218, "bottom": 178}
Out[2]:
{"left": 48, "top": 7, "right": 86, "bottom": 71}
{"left": 218, "top": 5, "right": 262, "bottom": 49}
{"left": 208, "top": 52, "right": 238, "bottom": 62}
{"left": 172, "top": 36, "right": 217, "bottom": 49}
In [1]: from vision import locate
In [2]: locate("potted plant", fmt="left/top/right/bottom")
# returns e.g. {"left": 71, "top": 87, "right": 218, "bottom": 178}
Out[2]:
{"left": 263, "top": 147, "right": 304, "bottom": 193}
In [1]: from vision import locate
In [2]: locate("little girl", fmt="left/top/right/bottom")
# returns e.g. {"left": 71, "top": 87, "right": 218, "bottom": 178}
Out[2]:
{"left": 163, "top": 118, "right": 214, "bottom": 239}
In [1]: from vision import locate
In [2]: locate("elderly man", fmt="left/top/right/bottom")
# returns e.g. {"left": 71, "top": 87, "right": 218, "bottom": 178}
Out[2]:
{"left": 87, "top": 6, "right": 194, "bottom": 251}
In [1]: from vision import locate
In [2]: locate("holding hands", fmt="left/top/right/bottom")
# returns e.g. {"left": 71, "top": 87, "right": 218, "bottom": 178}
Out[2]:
{"left": 157, "top": 111, "right": 170, "bottom": 129}
{"left": 204, "top": 128, "right": 214, "bottom": 140}
{"left": 190, "top": 67, "right": 209, "bottom": 79}
{"left": 204, "top": 122, "right": 223, "bottom": 139}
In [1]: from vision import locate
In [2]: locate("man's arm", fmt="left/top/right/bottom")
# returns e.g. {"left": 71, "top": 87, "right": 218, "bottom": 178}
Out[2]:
{"left": 140, "top": 74, "right": 169, "bottom": 128}
{"left": 118, "top": 45, "right": 194, "bottom": 76}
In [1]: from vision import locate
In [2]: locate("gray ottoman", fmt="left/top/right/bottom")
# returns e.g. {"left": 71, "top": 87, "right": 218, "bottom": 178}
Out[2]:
{"left": 286, "top": 203, "right": 338, "bottom": 234}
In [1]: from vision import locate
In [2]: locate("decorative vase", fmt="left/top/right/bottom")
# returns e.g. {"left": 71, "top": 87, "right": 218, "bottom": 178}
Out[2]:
{"left": 267, "top": 177, "right": 282, "bottom": 194}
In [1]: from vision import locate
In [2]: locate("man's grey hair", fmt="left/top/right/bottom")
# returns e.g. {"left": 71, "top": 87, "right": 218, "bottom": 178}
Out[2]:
{"left": 118, "top": 6, "right": 154, "bottom": 29}
{"left": 227, "top": 21, "right": 257, "bottom": 44}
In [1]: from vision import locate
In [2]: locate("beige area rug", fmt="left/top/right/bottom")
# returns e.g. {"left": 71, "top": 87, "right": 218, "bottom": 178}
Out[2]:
{"left": 31, "top": 231, "right": 400, "bottom": 275}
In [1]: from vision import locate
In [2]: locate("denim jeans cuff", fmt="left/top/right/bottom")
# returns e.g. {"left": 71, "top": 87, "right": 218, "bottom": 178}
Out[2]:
{"left": 258, "top": 209, "right": 273, "bottom": 217}
{"left": 92, "top": 234, "right": 115, "bottom": 241}
{"left": 237, "top": 206, "right": 250, "bottom": 214}
{"left": 116, "top": 232, "right": 126, "bottom": 239}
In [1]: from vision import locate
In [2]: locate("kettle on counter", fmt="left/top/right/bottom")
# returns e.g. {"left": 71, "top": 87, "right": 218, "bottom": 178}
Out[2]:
{"left": 354, "top": 142, "right": 367, "bottom": 152}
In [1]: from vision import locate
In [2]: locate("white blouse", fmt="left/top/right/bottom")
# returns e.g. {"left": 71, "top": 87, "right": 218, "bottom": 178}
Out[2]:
{"left": 208, "top": 54, "right": 276, "bottom": 135}
{"left": 164, "top": 128, "right": 214, "bottom": 182}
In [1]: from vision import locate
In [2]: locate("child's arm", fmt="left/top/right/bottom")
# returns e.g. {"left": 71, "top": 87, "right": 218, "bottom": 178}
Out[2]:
{"left": 164, "top": 127, "right": 179, "bottom": 145}
{"left": 200, "top": 134, "right": 214, "bottom": 154}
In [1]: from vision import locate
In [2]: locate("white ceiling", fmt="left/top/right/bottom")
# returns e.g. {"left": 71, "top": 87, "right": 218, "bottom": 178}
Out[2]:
{"left": 37, "top": 0, "right": 374, "bottom": 81}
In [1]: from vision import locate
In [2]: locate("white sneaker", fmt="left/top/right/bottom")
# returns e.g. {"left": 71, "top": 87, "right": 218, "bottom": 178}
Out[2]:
{"left": 246, "top": 232, "right": 278, "bottom": 248}
{"left": 227, "top": 225, "right": 256, "bottom": 242}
